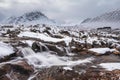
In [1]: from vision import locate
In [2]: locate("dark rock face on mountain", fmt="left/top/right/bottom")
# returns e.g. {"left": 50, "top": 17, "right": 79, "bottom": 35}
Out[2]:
{"left": 5, "top": 11, "right": 55, "bottom": 24}
{"left": 82, "top": 10, "right": 120, "bottom": 23}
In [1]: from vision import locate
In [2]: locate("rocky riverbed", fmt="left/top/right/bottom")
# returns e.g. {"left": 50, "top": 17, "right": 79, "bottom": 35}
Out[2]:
{"left": 0, "top": 24, "right": 120, "bottom": 80}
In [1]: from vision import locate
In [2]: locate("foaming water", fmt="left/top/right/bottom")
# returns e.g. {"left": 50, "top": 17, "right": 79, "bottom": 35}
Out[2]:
{"left": 21, "top": 48, "right": 35, "bottom": 56}
{"left": 65, "top": 47, "right": 75, "bottom": 56}
{"left": 21, "top": 48, "right": 94, "bottom": 68}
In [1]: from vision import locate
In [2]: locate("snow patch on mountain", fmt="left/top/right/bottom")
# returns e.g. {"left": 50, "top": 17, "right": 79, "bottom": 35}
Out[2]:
{"left": 82, "top": 10, "right": 120, "bottom": 23}
{"left": 3, "top": 11, "right": 56, "bottom": 25}
{"left": 81, "top": 9, "right": 120, "bottom": 29}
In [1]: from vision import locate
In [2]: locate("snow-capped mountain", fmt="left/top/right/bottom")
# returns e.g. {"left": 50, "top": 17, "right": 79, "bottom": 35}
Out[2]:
{"left": 82, "top": 9, "right": 120, "bottom": 23}
{"left": 81, "top": 10, "right": 120, "bottom": 29}
{"left": 3, "top": 11, "right": 56, "bottom": 25}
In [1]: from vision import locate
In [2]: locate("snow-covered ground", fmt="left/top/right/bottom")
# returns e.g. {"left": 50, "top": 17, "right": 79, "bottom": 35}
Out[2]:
{"left": 0, "top": 24, "right": 120, "bottom": 80}
{"left": 18, "top": 31, "right": 72, "bottom": 46}
{"left": 89, "top": 48, "right": 116, "bottom": 54}
{"left": 99, "top": 63, "right": 120, "bottom": 71}
{"left": 0, "top": 42, "right": 14, "bottom": 58}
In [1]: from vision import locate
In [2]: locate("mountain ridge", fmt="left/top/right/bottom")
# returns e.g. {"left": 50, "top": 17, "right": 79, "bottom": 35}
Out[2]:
{"left": 3, "top": 11, "right": 56, "bottom": 25}
{"left": 82, "top": 9, "right": 120, "bottom": 23}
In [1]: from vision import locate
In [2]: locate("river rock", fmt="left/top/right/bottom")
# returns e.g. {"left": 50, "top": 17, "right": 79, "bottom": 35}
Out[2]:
{"left": 45, "top": 43, "right": 66, "bottom": 56}
{"left": 31, "top": 66, "right": 80, "bottom": 80}
{"left": 0, "top": 60, "right": 34, "bottom": 80}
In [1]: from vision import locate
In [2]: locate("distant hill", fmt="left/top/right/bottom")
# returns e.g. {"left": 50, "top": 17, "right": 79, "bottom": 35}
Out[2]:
{"left": 82, "top": 9, "right": 120, "bottom": 23}
{"left": 81, "top": 9, "right": 120, "bottom": 29}
{"left": 3, "top": 11, "right": 56, "bottom": 25}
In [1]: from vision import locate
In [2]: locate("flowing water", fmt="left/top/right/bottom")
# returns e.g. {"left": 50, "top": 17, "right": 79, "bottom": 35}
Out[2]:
{"left": 18, "top": 44, "right": 94, "bottom": 80}
{"left": 20, "top": 46, "right": 94, "bottom": 69}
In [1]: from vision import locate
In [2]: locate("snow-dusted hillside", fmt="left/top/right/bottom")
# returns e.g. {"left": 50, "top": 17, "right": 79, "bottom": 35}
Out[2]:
{"left": 81, "top": 10, "right": 120, "bottom": 29}
{"left": 3, "top": 11, "right": 56, "bottom": 25}
{"left": 82, "top": 10, "right": 120, "bottom": 23}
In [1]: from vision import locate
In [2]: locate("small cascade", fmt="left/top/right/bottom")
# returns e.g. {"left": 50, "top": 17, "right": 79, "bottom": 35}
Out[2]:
{"left": 21, "top": 47, "right": 35, "bottom": 57}
{"left": 65, "top": 47, "right": 75, "bottom": 56}
{"left": 19, "top": 43, "right": 92, "bottom": 70}
{"left": 39, "top": 42, "right": 49, "bottom": 52}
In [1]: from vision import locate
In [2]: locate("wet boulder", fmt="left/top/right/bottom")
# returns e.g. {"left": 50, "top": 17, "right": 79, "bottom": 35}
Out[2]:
{"left": 45, "top": 43, "right": 66, "bottom": 56}
{"left": 52, "top": 34, "right": 64, "bottom": 39}
{"left": 0, "top": 53, "right": 17, "bottom": 63}
{"left": 92, "top": 41, "right": 101, "bottom": 48}
{"left": 55, "top": 41, "right": 67, "bottom": 47}
{"left": 32, "top": 42, "right": 48, "bottom": 52}
{"left": 43, "top": 29, "right": 53, "bottom": 37}
{"left": 0, "top": 60, "right": 34, "bottom": 80}
{"left": 59, "top": 30, "right": 70, "bottom": 36}
{"left": 46, "top": 41, "right": 67, "bottom": 47}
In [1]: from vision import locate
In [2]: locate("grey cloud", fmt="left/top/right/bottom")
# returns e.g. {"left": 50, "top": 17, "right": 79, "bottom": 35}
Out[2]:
{"left": 0, "top": 0, "right": 120, "bottom": 22}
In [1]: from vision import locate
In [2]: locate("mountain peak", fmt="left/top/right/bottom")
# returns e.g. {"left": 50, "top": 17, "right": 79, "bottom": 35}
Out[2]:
{"left": 4, "top": 11, "right": 55, "bottom": 25}
{"left": 23, "top": 11, "right": 48, "bottom": 21}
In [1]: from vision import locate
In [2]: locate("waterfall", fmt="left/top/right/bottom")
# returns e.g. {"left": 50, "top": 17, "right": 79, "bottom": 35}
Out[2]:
{"left": 65, "top": 47, "right": 75, "bottom": 56}
{"left": 21, "top": 47, "right": 35, "bottom": 57}
{"left": 19, "top": 44, "right": 93, "bottom": 69}
{"left": 19, "top": 47, "right": 66, "bottom": 68}
{"left": 39, "top": 42, "right": 49, "bottom": 52}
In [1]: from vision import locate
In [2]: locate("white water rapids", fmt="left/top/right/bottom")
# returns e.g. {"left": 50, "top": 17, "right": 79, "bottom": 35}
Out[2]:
{"left": 21, "top": 47, "right": 94, "bottom": 68}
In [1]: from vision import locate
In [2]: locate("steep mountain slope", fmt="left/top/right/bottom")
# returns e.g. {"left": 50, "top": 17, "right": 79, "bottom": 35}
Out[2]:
{"left": 82, "top": 9, "right": 120, "bottom": 23}
{"left": 4, "top": 11, "right": 56, "bottom": 25}
{"left": 81, "top": 10, "right": 120, "bottom": 29}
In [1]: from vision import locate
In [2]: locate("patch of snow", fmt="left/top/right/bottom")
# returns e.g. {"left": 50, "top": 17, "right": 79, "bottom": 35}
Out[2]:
{"left": 99, "top": 63, "right": 120, "bottom": 71}
{"left": 22, "top": 40, "right": 34, "bottom": 47}
{"left": 18, "top": 31, "right": 72, "bottom": 46}
{"left": 0, "top": 42, "right": 14, "bottom": 58}
{"left": 89, "top": 48, "right": 116, "bottom": 54}
{"left": 63, "top": 67, "right": 73, "bottom": 70}
{"left": 87, "top": 37, "right": 98, "bottom": 44}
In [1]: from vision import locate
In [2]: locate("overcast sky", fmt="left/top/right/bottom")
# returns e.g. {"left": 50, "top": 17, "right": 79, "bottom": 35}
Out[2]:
{"left": 0, "top": 0, "right": 120, "bottom": 22}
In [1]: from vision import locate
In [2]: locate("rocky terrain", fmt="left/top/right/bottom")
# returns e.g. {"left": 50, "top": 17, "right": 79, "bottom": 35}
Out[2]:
{"left": 0, "top": 24, "right": 120, "bottom": 80}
